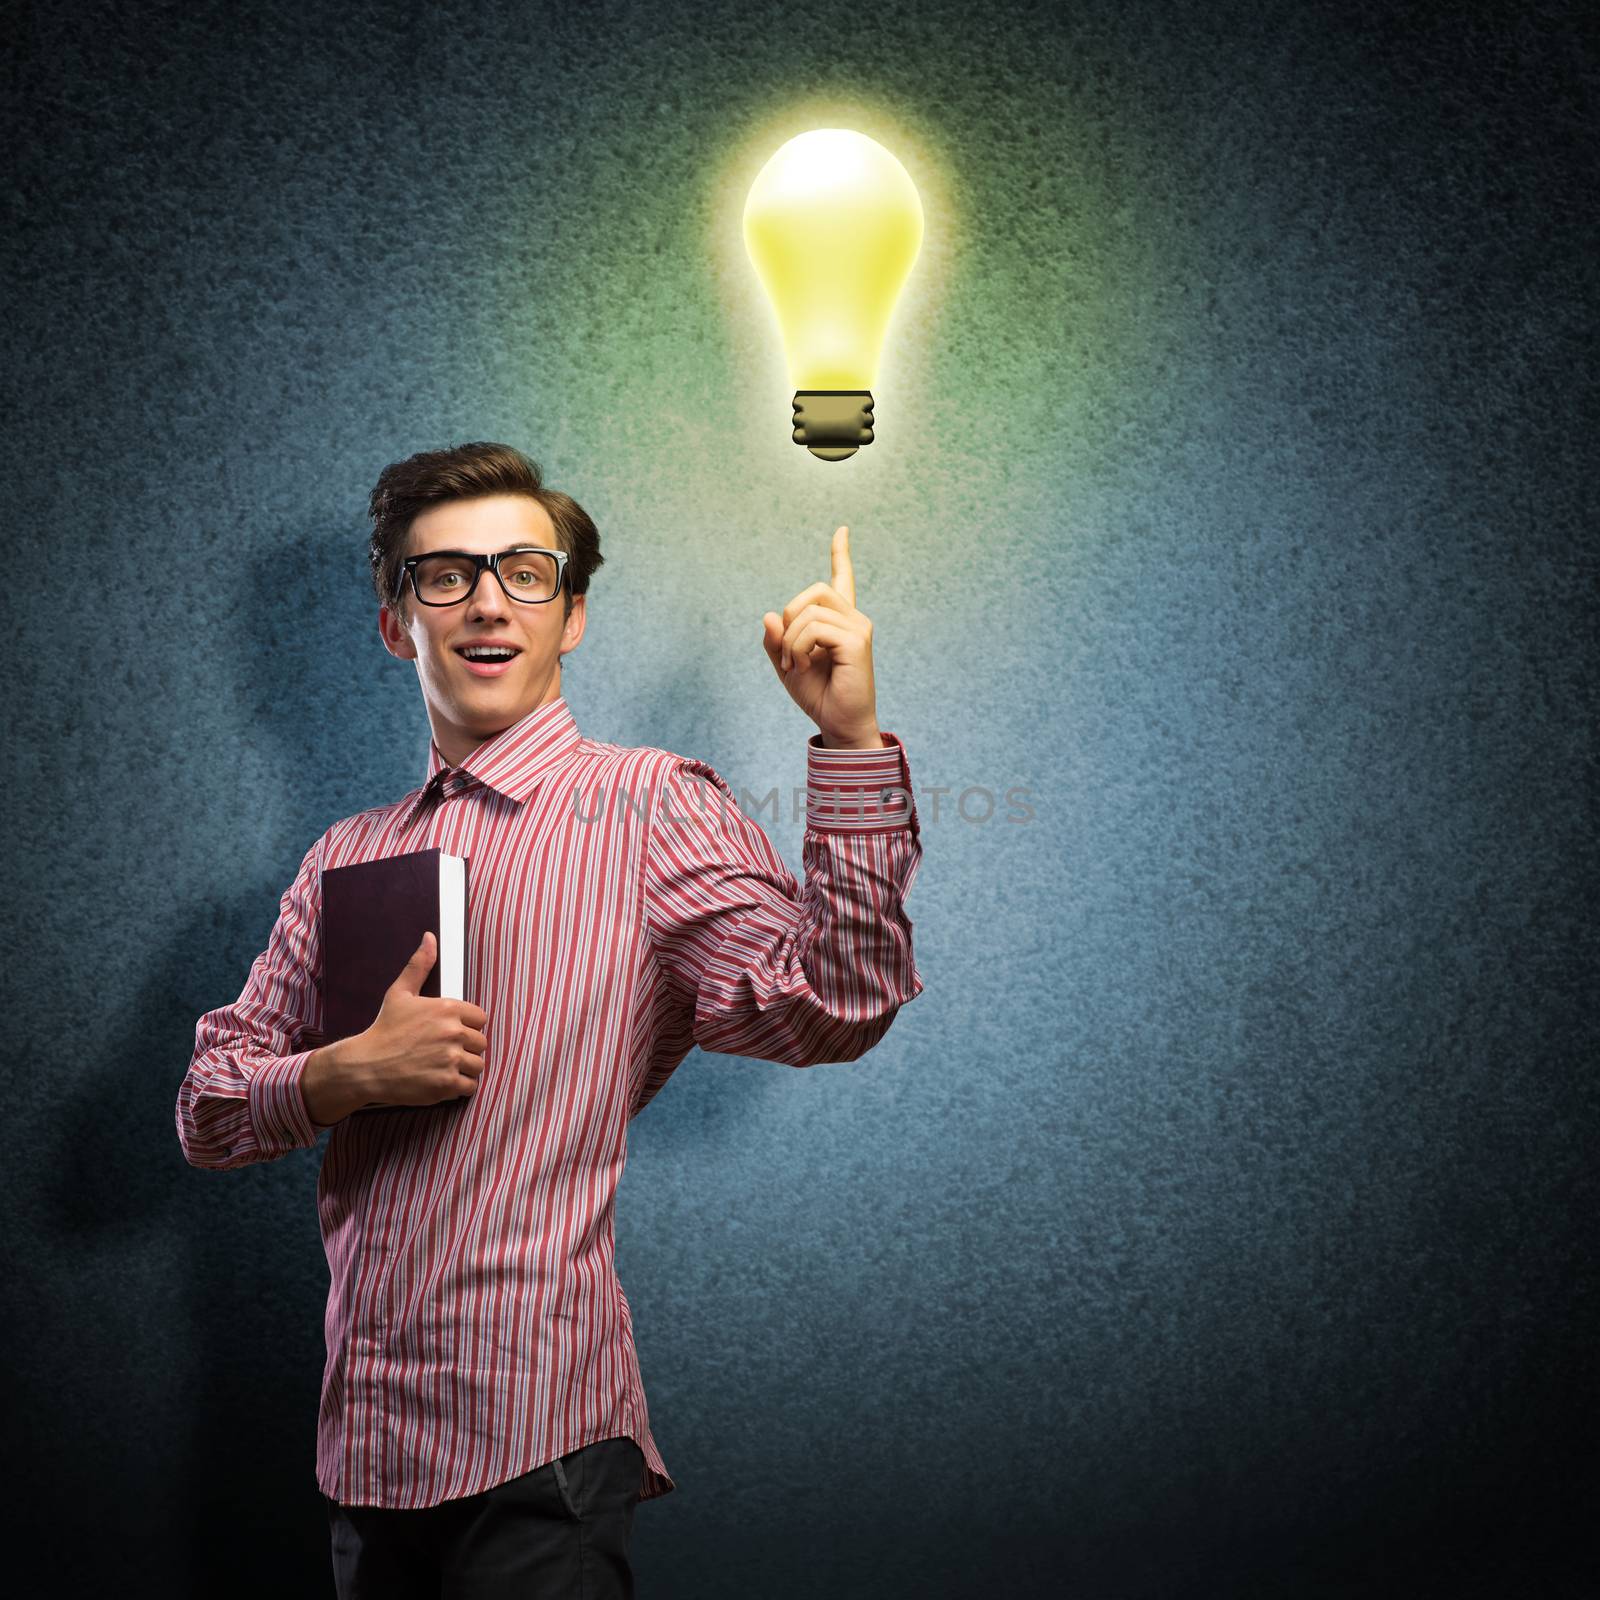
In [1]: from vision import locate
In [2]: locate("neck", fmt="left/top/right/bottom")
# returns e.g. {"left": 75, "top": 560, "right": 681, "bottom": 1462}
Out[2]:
{"left": 431, "top": 677, "right": 564, "bottom": 769}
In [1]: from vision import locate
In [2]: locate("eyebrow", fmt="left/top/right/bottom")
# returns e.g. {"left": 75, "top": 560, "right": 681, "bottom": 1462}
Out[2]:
{"left": 414, "top": 545, "right": 555, "bottom": 559}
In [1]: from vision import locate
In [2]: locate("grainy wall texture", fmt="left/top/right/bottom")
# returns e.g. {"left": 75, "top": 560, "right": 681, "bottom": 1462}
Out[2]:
{"left": 4, "top": 1, "right": 1595, "bottom": 1595}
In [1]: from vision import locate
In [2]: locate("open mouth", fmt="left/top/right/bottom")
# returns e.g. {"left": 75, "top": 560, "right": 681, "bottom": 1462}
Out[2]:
{"left": 455, "top": 645, "right": 522, "bottom": 678}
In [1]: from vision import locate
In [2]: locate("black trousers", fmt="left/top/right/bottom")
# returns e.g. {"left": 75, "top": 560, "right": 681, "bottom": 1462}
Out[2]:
{"left": 325, "top": 1436, "right": 643, "bottom": 1599}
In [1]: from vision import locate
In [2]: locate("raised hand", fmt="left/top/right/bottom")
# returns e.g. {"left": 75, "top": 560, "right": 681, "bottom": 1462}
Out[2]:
{"left": 761, "top": 526, "right": 884, "bottom": 749}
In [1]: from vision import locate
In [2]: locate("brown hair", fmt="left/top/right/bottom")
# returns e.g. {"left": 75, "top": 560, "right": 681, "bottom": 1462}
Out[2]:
{"left": 367, "top": 442, "right": 603, "bottom": 621}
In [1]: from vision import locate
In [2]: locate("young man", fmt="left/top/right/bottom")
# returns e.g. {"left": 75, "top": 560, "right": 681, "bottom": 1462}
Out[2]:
{"left": 175, "top": 442, "right": 924, "bottom": 1598}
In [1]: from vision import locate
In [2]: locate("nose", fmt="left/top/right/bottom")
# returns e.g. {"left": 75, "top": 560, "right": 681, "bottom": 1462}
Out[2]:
{"left": 467, "top": 563, "right": 513, "bottom": 621}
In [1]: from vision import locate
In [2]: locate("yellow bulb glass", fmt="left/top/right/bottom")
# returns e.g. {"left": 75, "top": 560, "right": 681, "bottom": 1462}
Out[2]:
{"left": 743, "top": 128, "right": 924, "bottom": 392}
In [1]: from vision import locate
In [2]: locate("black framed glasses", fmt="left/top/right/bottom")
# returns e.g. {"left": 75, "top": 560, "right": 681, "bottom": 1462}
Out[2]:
{"left": 402, "top": 546, "right": 570, "bottom": 607}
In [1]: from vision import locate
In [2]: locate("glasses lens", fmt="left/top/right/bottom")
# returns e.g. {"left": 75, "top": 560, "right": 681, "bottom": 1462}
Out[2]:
{"left": 412, "top": 551, "right": 561, "bottom": 604}
{"left": 413, "top": 555, "right": 477, "bottom": 604}
{"left": 497, "top": 550, "right": 560, "bottom": 602}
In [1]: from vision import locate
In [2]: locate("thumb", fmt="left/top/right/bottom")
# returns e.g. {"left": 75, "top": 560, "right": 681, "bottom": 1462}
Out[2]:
{"left": 761, "top": 612, "right": 785, "bottom": 671}
{"left": 392, "top": 929, "right": 436, "bottom": 993}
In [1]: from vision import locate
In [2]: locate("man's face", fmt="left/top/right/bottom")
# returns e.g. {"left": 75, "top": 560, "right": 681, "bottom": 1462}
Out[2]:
{"left": 378, "top": 494, "right": 586, "bottom": 767}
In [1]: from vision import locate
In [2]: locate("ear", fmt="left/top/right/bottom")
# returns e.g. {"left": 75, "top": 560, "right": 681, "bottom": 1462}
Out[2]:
{"left": 379, "top": 602, "right": 417, "bottom": 661}
{"left": 560, "top": 593, "right": 588, "bottom": 657}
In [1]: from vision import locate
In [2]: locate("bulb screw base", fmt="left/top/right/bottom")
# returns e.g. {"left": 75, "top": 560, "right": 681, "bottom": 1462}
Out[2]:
{"left": 792, "top": 391, "right": 875, "bottom": 461}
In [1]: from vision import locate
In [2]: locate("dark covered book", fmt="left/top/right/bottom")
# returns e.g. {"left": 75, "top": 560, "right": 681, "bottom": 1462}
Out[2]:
{"left": 319, "top": 847, "right": 469, "bottom": 1044}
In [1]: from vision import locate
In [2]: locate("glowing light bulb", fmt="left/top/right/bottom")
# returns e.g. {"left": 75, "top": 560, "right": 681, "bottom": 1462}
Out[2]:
{"left": 743, "top": 128, "right": 924, "bottom": 462}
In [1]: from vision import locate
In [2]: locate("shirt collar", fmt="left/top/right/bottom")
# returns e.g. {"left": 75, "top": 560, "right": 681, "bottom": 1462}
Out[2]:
{"left": 403, "top": 696, "right": 582, "bottom": 828}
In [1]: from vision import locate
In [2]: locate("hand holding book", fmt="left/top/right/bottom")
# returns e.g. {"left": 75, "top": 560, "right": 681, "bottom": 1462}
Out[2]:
{"left": 303, "top": 931, "right": 489, "bottom": 1126}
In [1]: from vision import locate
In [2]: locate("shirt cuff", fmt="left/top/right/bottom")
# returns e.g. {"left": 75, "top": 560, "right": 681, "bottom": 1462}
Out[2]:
{"left": 247, "top": 1050, "right": 321, "bottom": 1153}
{"left": 805, "top": 731, "right": 920, "bottom": 835}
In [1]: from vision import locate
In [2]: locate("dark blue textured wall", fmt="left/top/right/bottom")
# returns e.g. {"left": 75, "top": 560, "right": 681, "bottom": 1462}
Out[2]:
{"left": 4, "top": 1, "right": 1595, "bottom": 1596}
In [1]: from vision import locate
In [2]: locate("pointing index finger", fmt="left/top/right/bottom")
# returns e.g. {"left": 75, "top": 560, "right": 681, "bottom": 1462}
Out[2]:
{"left": 831, "top": 525, "right": 855, "bottom": 609}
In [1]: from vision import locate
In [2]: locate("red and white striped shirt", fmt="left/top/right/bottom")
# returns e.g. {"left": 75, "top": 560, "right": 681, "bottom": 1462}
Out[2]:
{"left": 176, "top": 696, "right": 924, "bottom": 1508}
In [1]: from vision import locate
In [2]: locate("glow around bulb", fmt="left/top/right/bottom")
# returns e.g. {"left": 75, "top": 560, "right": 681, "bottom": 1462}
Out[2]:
{"left": 744, "top": 128, "right": 924, "bottom": 460}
